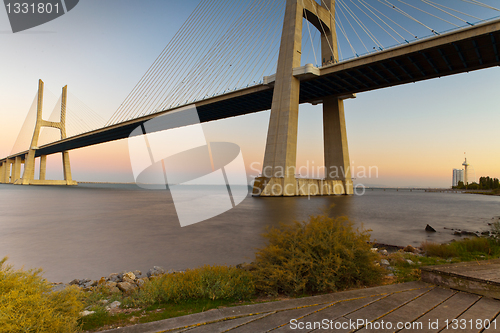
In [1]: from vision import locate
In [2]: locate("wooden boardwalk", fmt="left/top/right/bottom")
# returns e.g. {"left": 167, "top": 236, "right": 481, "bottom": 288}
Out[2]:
{"left": 101, "top": 281, "right": 500, "bottom": 333}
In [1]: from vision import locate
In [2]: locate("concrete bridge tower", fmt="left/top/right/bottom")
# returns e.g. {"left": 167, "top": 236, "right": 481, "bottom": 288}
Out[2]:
{"left": 15, "top": 80, "right": 77, "bottom": 185}
{"left": 253, "top": 0, "right": 353, "bottom": 196}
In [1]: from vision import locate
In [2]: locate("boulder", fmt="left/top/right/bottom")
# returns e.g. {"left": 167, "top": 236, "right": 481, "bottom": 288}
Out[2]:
{"left": 122, "top": 272, "right": 136, "bottom": 283}
{"left": 69, "top": 279, "right": 80, "bottom": 286}
{"left": 380, "top": 259, "right": 390, "bottom": 266}
{"left": 425, "top": 224, "right": 436, "bottom": 232}
{"left": 403, "top": 245, "right": 415, "bottom": 253}
{"left": 82, "top": 280, "right": 93, "bottom": 288}
{"left": 108, "top": 301, "right": 121, "bottom": 310}
{"left": 147, "top": 266, "right": 165, "bottom": 278}
{"left": 105, "top": 281, "right": 120, "bottom": 293}
{"left": 80, "top": 310, "right": 95, "bottom": 317}
{"left": 109, "top": 286, "right": 120, "bottom": 293}
{"left": 117, "top": 282, "right": 136, "bottom": 294}
{"left": 406, "top": 259, "right": 415, "bottom": 265}
{"left": 122, "top": 277, "right": 134, "bottom": 284}
{"left": 379, "top": 249, "right": 388, "bottom": 256}
{"left": 133, "top": 270, "right": 142, "bottom": 278}
{"left": 106, "top": 281, "right": 117, "bottom": 288}
{"left": 107, "top": 273, "right": 121, "bottom": 283}
{"left": 136, "top": 278, "right": 148, "bottom": 287}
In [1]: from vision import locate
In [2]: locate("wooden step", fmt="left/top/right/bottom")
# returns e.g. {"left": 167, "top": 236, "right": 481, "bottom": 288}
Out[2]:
{"left": 421, "top": 259, "right": 500, "bottom": 299}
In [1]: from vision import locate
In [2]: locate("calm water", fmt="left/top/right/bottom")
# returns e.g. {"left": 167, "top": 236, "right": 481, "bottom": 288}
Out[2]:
{"left": 0, "top": 183, "right": 498, "bottom": 282}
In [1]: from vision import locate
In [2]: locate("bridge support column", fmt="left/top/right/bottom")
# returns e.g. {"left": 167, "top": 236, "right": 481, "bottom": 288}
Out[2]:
{"left": 62, "top": 152, "right": 73, "bottom": 183}
{"left": 323, "top": 96, "right": 353, "bottom": 194}
{"left": 39, "top": 155, "right": 46, "bottom": 180}
{"left": 4, "top": 159, "right": 12, "bottom": 183}
{"left": 12, "top": 156, "right": 22, "bottom": 184}
{"left": 0, "top": 162, "right": 5, "bottom": 183}
{"left": 259, "top": 0, "right": 303, "bottom": 196}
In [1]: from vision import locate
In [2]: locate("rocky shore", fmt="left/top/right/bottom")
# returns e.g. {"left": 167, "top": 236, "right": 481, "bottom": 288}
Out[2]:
{"left": 443, "top": 216, "right": 500, "bottom": 239}
{"left": 51, "top": 266, "right": 183, "bottom": 294}
{"left": 53, "top": 244, "right": 420, "bottom": 295}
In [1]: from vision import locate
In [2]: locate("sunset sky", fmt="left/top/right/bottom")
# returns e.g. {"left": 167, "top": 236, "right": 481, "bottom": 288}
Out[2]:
{"left": 1, "top": 0, "right": 499, "bottom": 188}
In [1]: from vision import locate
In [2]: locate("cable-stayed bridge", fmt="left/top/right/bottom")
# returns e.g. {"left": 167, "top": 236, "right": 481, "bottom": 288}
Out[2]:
{"left": 1, "top": 0, "right": 499, "bottom": 195}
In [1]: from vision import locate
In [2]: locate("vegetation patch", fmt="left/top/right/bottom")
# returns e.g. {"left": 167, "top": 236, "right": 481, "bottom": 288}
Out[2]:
{"left": 421, "top": 237, "right": 500, "bottom": 259}
{"left": 124, "top": 265, "right": 254, "bottom": 307}
{"left": 0, "top": 257, "right": 84, "bottom": 333}
{"left": 379, "top": 233, "right": 500, "bottom": 284}
{"left": 251, "top": 214, "right": 384, "bottom": 296}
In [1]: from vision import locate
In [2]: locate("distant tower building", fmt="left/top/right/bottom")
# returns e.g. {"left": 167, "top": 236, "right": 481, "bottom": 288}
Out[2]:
{"left": 462, "top": 157, "right": 469, "bottom": 185}
{"left": 452, "top": 169, "right": 464, "bottom": 187}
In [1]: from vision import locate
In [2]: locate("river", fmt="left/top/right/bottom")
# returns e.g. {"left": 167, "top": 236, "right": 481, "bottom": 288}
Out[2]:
{"left": 0, "top": 183, "right": 498, "bottom": 282}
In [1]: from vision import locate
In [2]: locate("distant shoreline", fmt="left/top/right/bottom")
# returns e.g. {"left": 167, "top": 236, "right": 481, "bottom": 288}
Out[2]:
{"left": 75, "top": 182, "right": 497, "bottom": 192}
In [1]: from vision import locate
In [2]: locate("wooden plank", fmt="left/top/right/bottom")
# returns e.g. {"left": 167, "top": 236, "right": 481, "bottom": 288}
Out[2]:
{"left": 183, "top": 313, "right": 270, "bottom": 332}
{"left": 272, "top": 294, "right": 387, "bottom": 332}
{"left": 358, "top": 287, "right": 456, "bottom": 333}
{"left": 399, "top": 292, "right": 480, "bottom": 333}
{"left": 308, "top": 289, "right": 432, "bottom": 333}
{"left": 344, "top": 288, "right": 430, "bottom": 322}
{"left": 439, "top": 297, "right": 500, "bottom": 333}
{"left": 226, "top": 304, "right": 326, "bottom": 333}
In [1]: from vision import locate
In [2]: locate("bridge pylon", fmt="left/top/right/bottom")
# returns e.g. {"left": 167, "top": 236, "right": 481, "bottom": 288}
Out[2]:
{"left": 16, "top": 80, "right": 77, "bottom": 186}
{"left": 253, "top": 0, "right": 353, "bottom": 196}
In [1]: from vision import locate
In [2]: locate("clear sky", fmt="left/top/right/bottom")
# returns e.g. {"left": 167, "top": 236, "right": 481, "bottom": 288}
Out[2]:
{"left": 0, "top": 0, "right": 499, "bottom": 188}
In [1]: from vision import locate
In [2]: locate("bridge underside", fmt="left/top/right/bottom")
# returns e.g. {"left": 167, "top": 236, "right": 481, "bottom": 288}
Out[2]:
{"left": 4, "top": 18, "right": 500, "bottom": 161}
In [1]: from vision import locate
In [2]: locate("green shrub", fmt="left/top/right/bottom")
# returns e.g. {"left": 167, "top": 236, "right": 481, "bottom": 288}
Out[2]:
{"left": 126, "top": 265, "right": 254, "bottom": 307}
{"left": 0, "top": 257, "right": 84, "bottom": 333}
{"left": 422, "top": 237, "right": 500, "bottom": 260}
{"left": 251, "top": 215, "right": 384, "bottom": 296}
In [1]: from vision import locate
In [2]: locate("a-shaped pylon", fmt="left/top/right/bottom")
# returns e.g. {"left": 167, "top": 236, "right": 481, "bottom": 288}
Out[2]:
{"left": 17, "top": 79, "right": 77, "bottom": 185}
